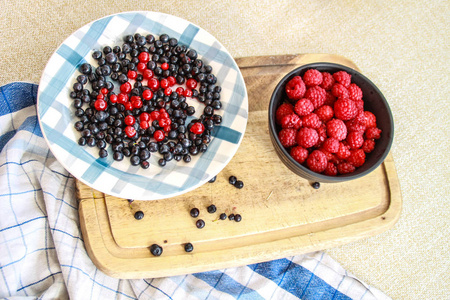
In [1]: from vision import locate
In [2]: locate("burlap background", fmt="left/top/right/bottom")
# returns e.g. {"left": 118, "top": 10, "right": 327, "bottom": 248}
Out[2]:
{"left": 1, "top": 1, "right": 448, "bottom": 299}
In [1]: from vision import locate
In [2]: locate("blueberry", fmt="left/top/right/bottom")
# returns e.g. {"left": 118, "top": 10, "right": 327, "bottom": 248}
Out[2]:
{"left": 207, "top": 205, "right": 216, "bottom": 213}
{"left": 150, "top": 244, "right": 163, "bottom": 256}
{"left": 184, "top": 243, "right": 194, "bottom": 253}
{"left": 134, "top": 211, "right": 144, "bottom": 220}
{"left": 234, "top": 214, "right": 242, "bottom": 222}
{"left": 219, "top": 213, "right": 227, "bottom": 220}
{"left": 196, "top": 219, "right": 205, "bottom": 229}
{"left": 312, "top": 182, "right": 320, "bottom": 189}
{"left": 190, "top": 208, "right": 199, "bottom": 218}
{"left": 228, "top": 214, "right": 235, "bottom": 221}
{"left": 234, "top": 180, "right": 244, "bottom": 189}
{"left": 208, "top": 176, "right": 216, "bottom": 183}
{"left": 229, "top": 176, "right": 237, "bottom": 185}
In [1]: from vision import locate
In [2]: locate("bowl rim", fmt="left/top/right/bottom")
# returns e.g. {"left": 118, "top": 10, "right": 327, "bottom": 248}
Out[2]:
{"left": 268, "top": 62, "right": 394, "bottom": 182}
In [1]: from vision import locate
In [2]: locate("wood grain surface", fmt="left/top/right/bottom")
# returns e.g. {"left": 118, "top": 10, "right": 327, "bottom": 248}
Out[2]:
{"left": 77, "top": 54, "right": 402, "bottom": 279}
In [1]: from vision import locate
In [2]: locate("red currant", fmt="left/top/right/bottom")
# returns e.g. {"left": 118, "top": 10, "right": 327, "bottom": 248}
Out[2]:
{"left": 94, "top": 99, "right": 107, "bottom": 111}
{"left": 124, "top": 102, "right": 133, "bottom": 110}
{"left": 139, "top": 112, "right": 150, "bottom": 122}
{"left": 143, "top": 69, "right": 154, "bottom": 80}
{"left": 96, "top": 93, "right": 104, "bottom": 100}
{"left": 148, "top": 78, "right": 159, "bottom": 91}
{"left": 164, "top": 87, "right": 172, "bottom": 96}
{"left": 167, "top": 76, "right": 176, "bottom": 86}
{"left": 159, "top": 117, "right": 171, "bottom": 127}
{"left": 160, "top": 78, "right": 169, "bottom": 89}
{"left": 161, "top": 62, "right": 169, "bottom": 70}
{"left": 190, "top": 122, "right": 205, "bottom": 134}
{"left": 137, "top": 62, "right": 147, "bottom": 72}
{"left": 101, "top": 87, "right": 109, "bottom": 95}
{"left": 176, "top": 87, "right": 184, "bottom": 95}
{"left": 138, "top": 52, "right": 149, "bottom": 63}
{"left": 120, "top": 82, "right": 132, "bottom": 94}
{"left": 150, "top": 111, "right": 160, "bottom": 122}
{"left": 109, "top": 94, "right": 118, "bottom": 103}
{"left": 118, "top": 93, "right": 128, "bottom": 104}
{"left": 124, "top": 115, "right": 135, "bottom": 126}
{"left": 163, "top": 125, "right": 171, "bottom": 132}
{"left": 153, "top": 130, "right": 165, "bottom": 142}
{"left": 183, "top": 89, "right": 193, "bottom": 97}
{"left": 142, "top": 89, "right": 153, "bottom": 100}
{"left": 132, "top": 98, "right": 143, "bottom": 109}
{"left": 140, "top": 120, "right": 149, "bottom": 130}
{"left": 124, "top": 126, "right": 136, "bottom": 138}
{"left": 186, "top": 78, "right": 197, "bottom": 89}
{"left": 127, "top": 70, "right": 137, "bottom": 80}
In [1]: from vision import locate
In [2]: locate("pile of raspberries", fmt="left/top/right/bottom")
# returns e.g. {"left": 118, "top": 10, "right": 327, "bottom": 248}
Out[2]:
{"left": 275, "top": 68, "right": 382, "bottom": 175}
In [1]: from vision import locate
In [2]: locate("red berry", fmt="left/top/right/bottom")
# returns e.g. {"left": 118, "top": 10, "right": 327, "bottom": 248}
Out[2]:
{"left": 118, "top": 93, "right": 128, "bottom": 104}
{"left": 348, "top": 83, "right": 363, "bottom": 101}
{"left": 290, "top": 146, "right": 309, "bottom": 164}
{"left": 159, "top": 117, "right": 172, "bottom": 128}
{"left": 365, "top": 127, "right": 382, "bottom": 140}
{"left": 302, "top": 113, "right": 322, "bottom": 129}
{"left": 345, "top": 119, "right": 366, "bottom": 134}
{"left": 324, "top": 162, "right": 338, "bottom": 176}
{"left": 137, "top": 62, "right": 147, "bottom": 72}
{"left": 94, "top": 99, "right": 107, "bottom": 111}
{"left": 109, "top": 94, "right": 118, "bottom": 103}
{"left": 285, "top": 76, "right": 306, "bottom": 100}
{"left": 337, "top": 162, "right": 355, "bottom": 174}
{"left": 276, "top": 103, "right": 295, "bottom": 124}
{"left": 334, "top": 98, "right": 358, "bottom": 121}
{"left": 186, "top": 78, "right": 198, "bottom": 89}
{"left": 346, "top": 131, "right": 364, "bottom": 149}
{"left": 362, "top": 139, "right": 376, "bottom": 153}
{"left": 278, "top": 128, "right": 298, "bottom": 147}
{"left": 333, "top": 71, "right": 351, "bottom": 88}
{"left": 101, "top": 88, "right": 109, "bottom": 95}
{"left": 331, "top": 83, "right": 349, "bottom": 99}
{"left": 139, "top": 112, "right": 150, "bottom": 122}
{"left": 124, "top": 102, "right": 133, "bottom": 111}
{"left": 161, "top": 62, "right": 169, "bottom": 70}
{"left": 364, "top": 111, "right": 377, "bottom": 128}
{"left": 153, "top": 130, "right": 165, "bottom": 142}
{"left": 160, "top": 78, "right": 169, "bottom": 89}
{"left": 127, "top": 70, "right": 137, "bottom": 80}
{"left": 184, "top": 89, "right": 193, "bottom": 97}
{"left": 296, "top": 127, "right": 319, "bottom": 148}
{"left": 138, "top": 52, "right": 149, "bottom": 63}
{"left": 294, "top": 98, "right": 314, "bottom": 116}
{"left": 148, "top": 78, "right": 160, "bottom": 91}
{"left": 322, "top": 137, "right": 339, "bottom": 153}
{"left": 336, "top": 142, "right": 351, "bottom": 159}
{"left": 176, "top": 87, "right": 184, "bottom": 95}
{"left": 326, "top": 119, "right": 347, "bottom": 141}
{"left": 323, "top": 91, "right": 336, "bottom": 106}
{"left": 280, "top": 113, "right": 302, "bottom": 130}
{"left": 131, "top": 97, "right": 143, "bottom": 109}
{"left": 315, "top": 105, "right": 334, "bottom": 122}
{"left": 124, "top": 126, "right": 136, "bottom": 138}
{"left": 167, "top": 76, "right": 176, "bottom": 86}
{"left": 320, "top": 72, "right": 335, "bottom": 90}
{"left": 124, "top": 115, "right": 135, "bottom": 126}
{"left": 96, "top": 94, "right": 104, "bottom": 100}
{"left": 140, "top": 120, "right": 149, "bottom": 130}
{"left": 164, "top": 87, "right": 172, "bottom": 96}
{"left": 305, "top": 86, "right": 326, "bottom": 109}
{"left": 143, "top": 69, "right": 154, "bottom": 80}
{"left": 150, "top": 111, "right": 160, "bottom": 122}
{"left": 164, "top": 125, "right": 171, "bottom": 132}
{"left": 303, "top": 69, "right": 323, "bottom": 86}
{"left": 142, "top": 89, "right": 153, "bottom": 100}
{"left": 120, "top": 82, "right": 132, "bottom": 94}
{"left": 306, "top": 150, "right": 328, "bottom": 173}
{"left": 354, "top": 99, "right": 365, "bottom": 112}
{"left": 190, "top": 122, "right": 205, "bottom": 135}
{"left": 347, "top": 149, "right": 366, "bottom": 167}
{"left": 316, "top": 125, "right": 327, "bottom": 148}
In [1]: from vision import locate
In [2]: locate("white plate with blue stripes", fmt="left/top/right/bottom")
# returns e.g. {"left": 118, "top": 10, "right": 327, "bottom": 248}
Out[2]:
{"left": 37, "top": 11, "right": 248, "bottom": 200}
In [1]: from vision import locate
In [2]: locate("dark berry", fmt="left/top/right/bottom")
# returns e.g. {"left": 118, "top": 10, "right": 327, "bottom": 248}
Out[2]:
{"left": 196, "top": 219, "right": 205, "bottom": 229}
{"left": 208, "top": 176, "right": 216, "bottom": 183}
{"left": 134, "top": 211, "right": 144, "bottom": 220}
{"left": 219, "top": 213, "right": 227, "bottom": 220}
{"left": 234, "top": 214, "right": 242, "bottom": 222}
{"left": 150, "top": 244, "right": 163, "bottom": 256}
{"left": 312, "top": 182, "right": 321, "bottom": 189}
{"left": 184, "top": 242, "right": 194, "bottom": 253}
{"left": 190, "top": 207, "right": 199, "bottom": 218}
{"left": 228, "top": 214, "right": 235, "bottom": 221}
{"left": 234, "top": 180, "right": 244, "bottom": 189}
{"left": 207, "top": 205, "right": 216, "bottom": 213}
{"left": 229, "top": 176, "right": 237, "bottom": 185}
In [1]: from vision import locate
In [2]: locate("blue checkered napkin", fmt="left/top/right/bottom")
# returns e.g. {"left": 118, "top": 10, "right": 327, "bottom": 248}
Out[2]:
{"left": 37, "top": 11, "right": 249, "bottom": 201}
{"left": 1, "top": 82, "right": 391, "bottom": 299}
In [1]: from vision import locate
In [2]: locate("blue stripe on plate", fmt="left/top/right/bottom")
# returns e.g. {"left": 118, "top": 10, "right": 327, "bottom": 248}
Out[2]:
{"left": 56, "top": 44, "right": 86, "bottom": 67}
{"left": 212, "top": 126, "right": 242, "bottom": 144}
{"left": 38, "top": 16, "right": 113, "bottom": 118}
{"left": 178, "top": 24, "right": 200, "bottom": 47}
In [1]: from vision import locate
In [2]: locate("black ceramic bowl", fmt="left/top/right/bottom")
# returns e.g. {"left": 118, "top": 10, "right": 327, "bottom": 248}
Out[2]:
{"left": 268, "top": 62, "right": 394, "bottom": 183}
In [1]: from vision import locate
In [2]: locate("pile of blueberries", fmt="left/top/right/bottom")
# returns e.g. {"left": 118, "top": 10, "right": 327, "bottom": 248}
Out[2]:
{"left": 71, "top": 33, "right": 223, "bottom": 169}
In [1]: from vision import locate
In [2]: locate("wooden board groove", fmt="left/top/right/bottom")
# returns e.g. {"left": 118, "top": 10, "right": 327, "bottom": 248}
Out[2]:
{"left": 77, "top": 54, "right": 402, "bottom": 279}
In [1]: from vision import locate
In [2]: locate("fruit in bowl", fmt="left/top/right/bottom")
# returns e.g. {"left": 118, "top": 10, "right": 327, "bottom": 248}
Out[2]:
{"left": 268, "top": 62, "right": 394, "bottom": 183}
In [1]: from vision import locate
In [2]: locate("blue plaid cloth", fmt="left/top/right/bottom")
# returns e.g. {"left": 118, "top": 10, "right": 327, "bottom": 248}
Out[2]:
{"left": 0, "top": 82, "right": 390, "bottom": 299}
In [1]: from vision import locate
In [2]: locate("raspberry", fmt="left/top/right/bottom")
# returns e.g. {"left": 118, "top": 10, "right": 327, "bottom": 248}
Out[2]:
{"left": 326, "top": 119, "right": 347, "bottom": 141}
{"left": 334, "top": 98, "right": 358, "bottom": 121}
{"left": 294, "top": 98, "right": 314, "bottom": 116}
{"left": 315, "top": 105, "right": 334, "bottom": 122}
{"left": 316, "top": 125, "right": 327, "bottom": 148}
{"left": 323, "top": 91, "right": 337, "bottom": 106}
{"left": 333, "top": 71, "right": 351, "bottom": 87}
{"left": 290, "top": 146, "right": 309, "bottom": 164}
{"left": 331, "top": 83, "right": 349, "bottom": 98}
{"left": 345, "top": 119, "right": 366, "bottom": 133}
{"left": 365, "top": 127, "right": 382, "bottom": 139}
{"left": 281, "top": 113, "right": 302, "bottom": 130}
{"left": 364, "top": 111, "right": 377, "bottom": 128}
{"left": 346, "top": 131, "right": 364, "bottom": 149}
{"left": 302, "top": 113, "right": 322, "bottom": 129}
{"left": 285, "top": 76, "right": 306, "bottom": 100}
{"left": 336, "top": 142, "right": 351, "bottom": 159}
{"left": 278, "top": 128, "right": 297, "bottom": 147}
{"left": 324, "top": 162, "right": 338, "bottom": 176}
{"left": 362, "top": 139, "right": 375, "bottom": 153}
{"left": 337, "top": 162, "right": 355, "bottom": 174}
{"left": 348, "top": 83, "right": 363, "bottom": 101}
{"left": 321, "top": 149, "right": 335, "bottom": 161}
{"left": 320, "top": 72, "right": 335, "bottom": 90}
{"left": 347, "top": 149, "right": 366, "bottom": 167}
{"left": 354, "top": 99, "right": 365, "bottom": 111}
{"left": 276, "top": 103, "right": 294, "bottom": 124}
{"left": 296, "top": 127, "right": 319, "bottom": 148}
{"left": 306, "top": 150, "right": 328, "bottom": 173}
{"left": 322, "top": 137, "right": 339, "bottom": 153}
{"left": 303, "top": 69, "right": 323, "bottom": 86}
{"left": 305, "top": 86, "right": 326, "bottom": 109}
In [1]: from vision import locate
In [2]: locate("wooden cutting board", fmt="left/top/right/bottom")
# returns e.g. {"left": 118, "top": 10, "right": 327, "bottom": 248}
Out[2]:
{"left": 77, "top": 54, "right": 402, "bottom": 279}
